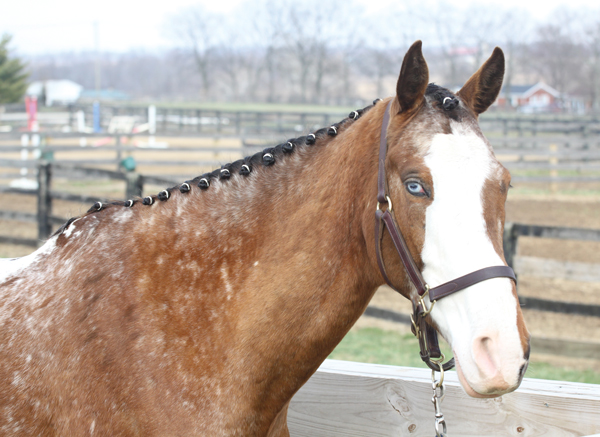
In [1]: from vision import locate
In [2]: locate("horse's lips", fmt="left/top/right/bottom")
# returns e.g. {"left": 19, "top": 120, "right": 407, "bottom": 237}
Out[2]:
{"left": 454, "top": 354, "right": 502, "bottom": 399}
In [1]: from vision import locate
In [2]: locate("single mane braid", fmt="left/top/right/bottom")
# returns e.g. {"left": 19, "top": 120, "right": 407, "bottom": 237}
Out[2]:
{"left": 425, "top": 83, "right": 459, "bottom": 111}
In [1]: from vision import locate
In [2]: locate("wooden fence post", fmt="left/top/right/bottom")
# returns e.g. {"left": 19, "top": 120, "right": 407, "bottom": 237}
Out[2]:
{"left": 503, "top": 222, "right": 519, "bottom": 269}
{"left": 125, "top": 172, "right": 143, "bottom": 199}
{"left": 37, "top": 162, "right": 52, "bottom": 240}
{"left": 549, "top": 143, "right": 558, "bottom": 194}
{"left": 115, "top": 135, "right": 122, "bottom": 171}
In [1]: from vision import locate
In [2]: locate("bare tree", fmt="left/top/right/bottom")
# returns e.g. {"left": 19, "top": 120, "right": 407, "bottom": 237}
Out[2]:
{"left": 240, "top": 0, "right": 286, "bottom": 103}
{"left": 494, "top": 8, "right": 533, "bottom": 108}
{"left": 577, "top": 9, "right": 600, "bottom": 111}
{"left": 528, "top": 22, "right": 585, "bottom": 96}
{"left": 165, "top": 6, "right": 223, "bottom": 100}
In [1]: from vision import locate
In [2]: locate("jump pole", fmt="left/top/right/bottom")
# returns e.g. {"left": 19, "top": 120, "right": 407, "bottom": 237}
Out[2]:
{"left": 12, "top": 96, "right": 39, "bottom": 189}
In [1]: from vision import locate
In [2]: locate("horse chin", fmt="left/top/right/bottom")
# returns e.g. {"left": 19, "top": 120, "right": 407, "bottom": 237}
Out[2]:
{"left": 454, "top": 355, "right": 515, "bottom": 399}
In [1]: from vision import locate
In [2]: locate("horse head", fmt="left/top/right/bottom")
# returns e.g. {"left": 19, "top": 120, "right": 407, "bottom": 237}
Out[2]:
{"left": 375, "top": 41, "right": 530, "bottom": 398}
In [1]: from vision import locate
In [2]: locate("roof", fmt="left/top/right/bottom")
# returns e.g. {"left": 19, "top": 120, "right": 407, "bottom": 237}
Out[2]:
{"left": 501, "top": 82, "right": 561, "bottom": 98}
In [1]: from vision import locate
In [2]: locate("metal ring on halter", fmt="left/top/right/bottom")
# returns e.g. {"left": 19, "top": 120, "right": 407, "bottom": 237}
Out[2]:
{"left": 376, "top": 195, "right": 393, "bottom": 212}
{"left": 419, "top": 285, "right": 436, "bottom": 317}
{"left": 431, "top": 353, "right": 446, "bottom": 387}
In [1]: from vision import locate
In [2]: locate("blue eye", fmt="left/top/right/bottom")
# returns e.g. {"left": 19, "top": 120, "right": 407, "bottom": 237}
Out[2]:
{"left": 405, "top": 181, "right": 427, "bottom": 197}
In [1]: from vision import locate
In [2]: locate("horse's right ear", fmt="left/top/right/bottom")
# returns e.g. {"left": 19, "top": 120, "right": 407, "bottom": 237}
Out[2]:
{"left": 396, "top": 40, "right": 429, "bottom": 113}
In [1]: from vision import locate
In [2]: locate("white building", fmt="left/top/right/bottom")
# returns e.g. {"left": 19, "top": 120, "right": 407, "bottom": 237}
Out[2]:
{"left": 27, "top": 80, "right": 83, "bottom": 106}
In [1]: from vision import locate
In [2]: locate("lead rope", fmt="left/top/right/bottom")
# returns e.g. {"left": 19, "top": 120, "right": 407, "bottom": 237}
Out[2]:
{"left": 431, "top": 356, "right": 447, "bottom": 437}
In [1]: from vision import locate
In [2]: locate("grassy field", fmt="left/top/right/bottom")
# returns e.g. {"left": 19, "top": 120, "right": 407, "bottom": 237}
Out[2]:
{"left": 329, "top": 327, "right": 600, "bottom": 385}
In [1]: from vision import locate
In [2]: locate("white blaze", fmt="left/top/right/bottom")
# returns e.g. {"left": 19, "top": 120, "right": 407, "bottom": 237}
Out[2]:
{"left": 421, "top": 121, "right": 523, "bottom": 394}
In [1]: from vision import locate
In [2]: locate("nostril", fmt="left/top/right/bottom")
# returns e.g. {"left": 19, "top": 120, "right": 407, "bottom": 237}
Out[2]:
{"left": 472, "top": 336, "right": 498, "bottom": 378}
{"left": 519, "top": 362, "right": 528, "bottom": 379}
{"left": 524, "top": 342, "right": 531, "bottom": 361}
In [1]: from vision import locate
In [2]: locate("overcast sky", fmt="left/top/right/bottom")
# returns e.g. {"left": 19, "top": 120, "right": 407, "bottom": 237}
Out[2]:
{"left": 2, "top": 0, "right": 598, "bottom": 54}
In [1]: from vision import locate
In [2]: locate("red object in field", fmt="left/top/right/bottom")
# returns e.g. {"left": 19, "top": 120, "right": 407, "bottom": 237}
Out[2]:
{"left": 25, "top": 95, "right": 38, "bottom": 131}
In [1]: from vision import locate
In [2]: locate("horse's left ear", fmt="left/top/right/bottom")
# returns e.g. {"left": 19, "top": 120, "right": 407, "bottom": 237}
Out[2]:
{"left": 396, "top": 40, "right": 429, "bottom": 113}
{"left": 457, "top": 47, "right": 505, "bottom": 115}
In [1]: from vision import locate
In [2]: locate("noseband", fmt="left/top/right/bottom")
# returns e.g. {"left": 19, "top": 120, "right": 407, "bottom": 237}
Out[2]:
{"left": 374, "top": 100, "right": 517, "bottom": 372}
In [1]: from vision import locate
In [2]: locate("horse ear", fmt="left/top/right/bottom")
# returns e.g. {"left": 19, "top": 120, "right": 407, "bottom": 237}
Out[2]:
{"left": 396, "top": 40, "right": 429, "bottom": 113}
{"left": 458, "top": 47, "right": 505, "bottom": 115}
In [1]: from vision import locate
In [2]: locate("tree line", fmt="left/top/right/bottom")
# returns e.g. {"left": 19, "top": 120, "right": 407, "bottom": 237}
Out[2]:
{"left": 19, "top": 0, "right": 600, "bottom": 111}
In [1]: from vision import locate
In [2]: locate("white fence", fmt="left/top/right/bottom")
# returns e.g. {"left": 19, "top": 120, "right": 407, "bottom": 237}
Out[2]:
{"left": 289, "top": 360, "right": 600, "bottom": 437}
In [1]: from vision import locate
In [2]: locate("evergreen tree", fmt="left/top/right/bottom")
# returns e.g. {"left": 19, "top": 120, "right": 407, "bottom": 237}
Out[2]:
{"left": 0, "top": 34, "right": 28, "bottom": 104}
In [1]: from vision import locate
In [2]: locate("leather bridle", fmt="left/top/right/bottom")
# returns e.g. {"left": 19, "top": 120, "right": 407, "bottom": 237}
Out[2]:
{"left": 374, "top": 100, "right": 517, "bottom": 372}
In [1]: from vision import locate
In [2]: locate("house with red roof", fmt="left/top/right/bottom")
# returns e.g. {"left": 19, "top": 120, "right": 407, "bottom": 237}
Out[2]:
{"left": 496, "top": 82, "right": 561, "bottom": 112}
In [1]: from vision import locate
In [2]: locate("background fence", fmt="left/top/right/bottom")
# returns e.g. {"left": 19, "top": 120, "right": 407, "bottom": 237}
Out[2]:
{"left": 3, "top": 103, "right": 600, "bottom": 185}
{"left": 1, "top": 108, "right": 599, "bottom": 363}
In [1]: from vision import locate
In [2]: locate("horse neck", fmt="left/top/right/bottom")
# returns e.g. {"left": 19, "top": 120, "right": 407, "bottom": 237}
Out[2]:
{"left": 60, "top": 104, "right": 386, "bottom": 423}
{"left": 215, "top": 110, "right": 385, "bottom": 412}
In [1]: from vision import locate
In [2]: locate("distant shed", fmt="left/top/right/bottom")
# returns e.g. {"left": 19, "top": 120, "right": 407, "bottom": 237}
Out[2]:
{"left": 27, "top": 80, "right": 83, "bottom": 106}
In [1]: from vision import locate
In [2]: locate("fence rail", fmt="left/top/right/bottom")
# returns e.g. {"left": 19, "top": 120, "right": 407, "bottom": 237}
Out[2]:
{"left": 1, "top": 132, "right": 600, "bottom": 185}
{"left": 3, "top": 104, "right": 600, "bottom": 146}
{"left": 288, "top": 360, "right": 600, "bottom": 437}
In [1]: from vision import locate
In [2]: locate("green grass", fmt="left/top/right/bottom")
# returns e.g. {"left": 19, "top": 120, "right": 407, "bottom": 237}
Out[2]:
{"left": 330, "top": 327, "right": 600, "bottom": 384}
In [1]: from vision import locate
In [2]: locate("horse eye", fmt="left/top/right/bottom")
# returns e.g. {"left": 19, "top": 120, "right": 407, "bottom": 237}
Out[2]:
{"left": 405, "top": 181, "right": 427, "bottom": 197}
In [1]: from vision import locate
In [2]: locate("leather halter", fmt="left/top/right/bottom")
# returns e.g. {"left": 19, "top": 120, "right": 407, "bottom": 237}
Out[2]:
{"left": 374, "top": 100, "right": 517, "bottom": 371}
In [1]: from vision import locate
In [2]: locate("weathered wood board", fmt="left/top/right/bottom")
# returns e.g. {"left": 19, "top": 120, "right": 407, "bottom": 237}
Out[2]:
{"left": 515, "top": 255, "right": 600, "bottom": 283}
{"left": 288, "top": 360, "right": 600, "bottom": 437}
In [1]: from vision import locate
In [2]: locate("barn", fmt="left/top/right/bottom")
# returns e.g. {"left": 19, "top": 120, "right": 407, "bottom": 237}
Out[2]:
{"left": 496, "top": 82, "right": 561, "bottom": 112}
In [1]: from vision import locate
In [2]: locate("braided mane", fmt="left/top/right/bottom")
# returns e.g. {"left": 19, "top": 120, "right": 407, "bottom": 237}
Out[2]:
{"left": 52, "top": 100, "right": 384, "bottom": 236}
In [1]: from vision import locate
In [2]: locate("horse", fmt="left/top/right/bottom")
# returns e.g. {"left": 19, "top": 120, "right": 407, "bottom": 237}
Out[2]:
{"left": 0, "top": 41, "right": 529, "bottom": 436}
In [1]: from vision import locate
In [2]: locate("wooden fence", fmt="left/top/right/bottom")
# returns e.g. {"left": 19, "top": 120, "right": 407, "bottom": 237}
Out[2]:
{"left": 0, "top": 161, "right": 179, "bottom": 247}
{"left": 503, "top": 222, "right": 600, "bottom": 316}
{"left": 1, "top": 131, "right": 600, "bottom": 184}
{"left": 288, "top": 360, "right": 600, "bottom": 436}
{"left": 71, "top": 104, "right": 600, "bottom": 138}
